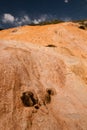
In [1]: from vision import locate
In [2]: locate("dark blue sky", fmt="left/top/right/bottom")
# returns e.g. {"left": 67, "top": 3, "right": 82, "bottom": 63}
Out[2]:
{"left": 0, "top": 0, "right": 87, "bottom": 28}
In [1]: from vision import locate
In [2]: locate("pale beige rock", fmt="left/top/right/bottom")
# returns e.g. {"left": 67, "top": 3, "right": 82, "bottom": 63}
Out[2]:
{"left": 0, "top": 22, "right": 87, "bottom": 130}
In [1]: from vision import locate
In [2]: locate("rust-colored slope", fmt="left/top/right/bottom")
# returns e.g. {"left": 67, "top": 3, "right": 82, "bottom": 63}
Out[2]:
{"left": 0, "top": 22, "right": 87, "bottom": 130}
{"left": 0, "top": 22, "right": 87, "bottom": 58}
{"left": 0, "top": 22, "right": 87, "bottom": 46}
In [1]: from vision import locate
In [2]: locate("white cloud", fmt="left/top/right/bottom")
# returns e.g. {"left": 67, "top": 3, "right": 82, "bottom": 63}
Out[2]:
{"left": 61, "top": 17, "right": 72, "bottom": 22}
{"left": 1, "top": 13, "right": 31, "bottom": 26}
{"left": 64, "top": 17, "right": 72, "bottom": 21}
{"left": 1, "top": 13, "right": 54, "bottom": 26}
{"left": 15, "top": 15, "right": 31, "bottom": 25}
{"left": 2, "top": 13, "right": 15, "bottom": 23}
{"left": 64, "top": 0, "right": 69, "bottom": 3}
{"left": 21, "top": 15, "right": 31, "bottom": 23}
{"left": 33, "top": 15, "right": 47, "bottom": 24}
{"left": 40, "top": 15, "right": 47, "bottom": 21}
{"left": 33, "top": 19, "right": 40, "bottom": 24}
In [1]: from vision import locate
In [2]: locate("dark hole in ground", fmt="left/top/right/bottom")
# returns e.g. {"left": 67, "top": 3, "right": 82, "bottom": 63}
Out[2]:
{"left": 45, "top": 88, "right": 56, "bottom": 104}
{"left": 21, "top": 91, "right": 38, "bottom": 107}
{"left": 46, "top": 44, "right": 57, "bottom": 47}
{"left": 46, "top": 88, "right": 55, "bottom": 95}
{"left": 12, "top": 29, "right": 18, "bottom": 33}
{"left": 34, "top": 104, "right": 39, "bottom": 109}
{"left": 45, "top": 92, "right": 51, "bottom": 104}
{"left": 79, "top": 26, "right": 85, "bottom": 30}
